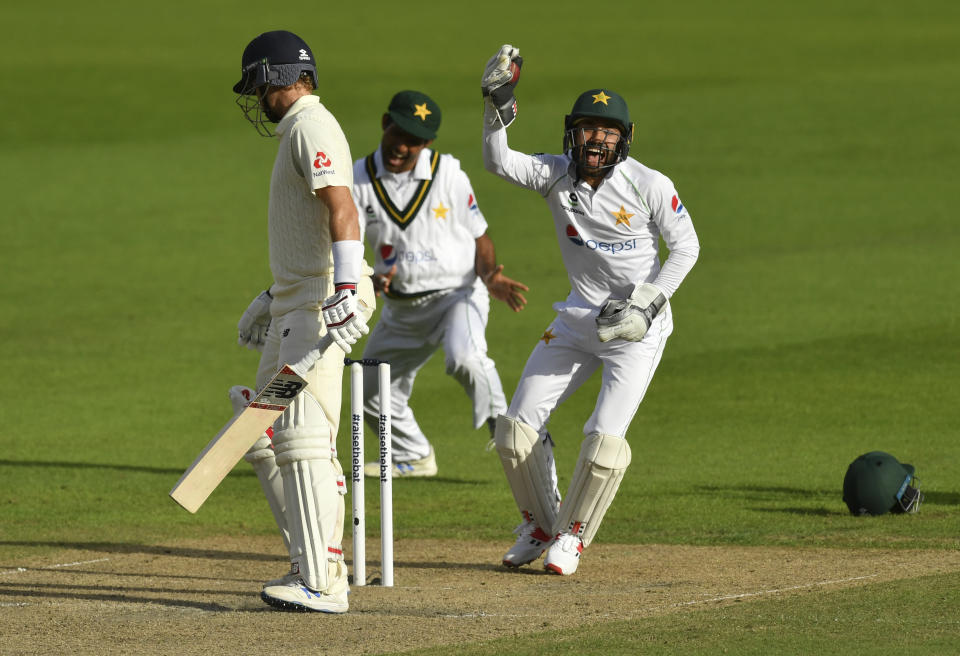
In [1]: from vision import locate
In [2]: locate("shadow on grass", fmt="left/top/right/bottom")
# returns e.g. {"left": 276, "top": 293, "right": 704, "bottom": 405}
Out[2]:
{"left": 423, "top": 476, "right": 492, "bottom": 485}
{"left": 0, "top": 541, "right": 506, "bottom": 576}
{"left": 0, "top": 540, "right": 515, "bottom": 610}
{"left": 0, "top": 585, "right": 241, "bottom": 612}
{"left": 696, "top": 485, "right": 959, "bottom": 518}
{"left": 0, "top": 458, "right": 256, "bottom": 477}
{"left": 750, "top": 506, "right": 844, "bottom": 516}
{"left": 0, "top": 541, "right": 280, "bottom": 561}
{"left": 696, "top": 485, "right": 960, "bottom": 507}
{"left": 0, "top": 542, "right": 284, "bottom": 611}
{"left": 0, "top": 460, "right": 497, "bottom": 486}
{"left": 922, "top": 492, "right": 960, "bottom": 505}
{"left": 695, "top": 484, "right": 835, "bottom": 497}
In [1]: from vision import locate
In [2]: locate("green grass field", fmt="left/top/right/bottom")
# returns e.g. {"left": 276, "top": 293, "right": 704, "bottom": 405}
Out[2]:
{"left": 2, "top": 1, "right": 959, "bottom": 653}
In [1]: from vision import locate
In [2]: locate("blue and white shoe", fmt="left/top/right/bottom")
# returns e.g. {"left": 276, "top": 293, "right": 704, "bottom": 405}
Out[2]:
{"left": 262, "top": 565, "right": 299, "bottom": 589}
{"left": 260, "top": 578, "right": 348, "bottom": 614}
{"left": 363, "top": 447, "right": 437, "bottom": 478}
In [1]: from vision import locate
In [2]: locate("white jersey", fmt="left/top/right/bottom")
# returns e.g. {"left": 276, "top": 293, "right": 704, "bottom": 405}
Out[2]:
{"left": 269, "top": 95, "right": 354, "bottom": 315}
{"left": 483, "top": 120, "right": 700, "bottom": 312}
{"left": 354, "top": 146, "right": 488, "bottom": 296}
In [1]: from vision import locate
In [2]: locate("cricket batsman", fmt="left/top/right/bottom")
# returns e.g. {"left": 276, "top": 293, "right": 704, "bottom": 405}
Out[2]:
{"left": 231, "top": 30, "right": 375, "bottom": 612}
{"left": 480, "top": 45, "right": 701, "bottom": 575}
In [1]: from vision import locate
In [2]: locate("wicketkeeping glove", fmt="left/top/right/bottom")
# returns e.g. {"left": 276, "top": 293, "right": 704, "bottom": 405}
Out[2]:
{"left": 321, "top": 284, "right": 369, "bottom": 354}
{"left": 596, "top": 283, "right": 667, "bottom": 343}
{"left": 481, "top": 44, "right": 522, "bottom": 127}
{"left": 237, "top": 289, "right": 272, "bottom": 351}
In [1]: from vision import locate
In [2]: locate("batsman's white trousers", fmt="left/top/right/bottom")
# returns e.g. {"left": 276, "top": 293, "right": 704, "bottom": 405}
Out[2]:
{"left": 361, "top": 280, "right": 508, "bottom": 461}
{"left": 250, "top": 277, "right": 375, "bottom": 589}
{"left": 507, "top": 303, "right": 673, "bottom": 439}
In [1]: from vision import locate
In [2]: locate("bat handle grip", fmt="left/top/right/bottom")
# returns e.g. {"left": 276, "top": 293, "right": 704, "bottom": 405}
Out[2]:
{"left": 289, "top": 333, "right": 335, "bottom": 378}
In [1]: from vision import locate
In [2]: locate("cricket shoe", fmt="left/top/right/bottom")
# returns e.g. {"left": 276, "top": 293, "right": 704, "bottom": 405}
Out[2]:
{"left": 543, "top": 531, "right": 583, "bottom": 575}
{"left": 502, "top": 519, "right": 553, "bottom": 568}
{"left": 262, "top": 565, "right": 299, "bottom": 588}
{"left": 260, "top": 578, "right": 348, "bottom": 614}
{"left": 363, "top": 447, "right": 437, "bottom": 478}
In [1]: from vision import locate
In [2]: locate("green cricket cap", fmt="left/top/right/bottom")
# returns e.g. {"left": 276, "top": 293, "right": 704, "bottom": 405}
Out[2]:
{"left": 387, "top": 90, "right": 441, "bottom": 140}
{"left": 842, "top": 451, "right": 916, "bottom": 516}
{"left": 565, "top": 88, "right": 632, "bottom": 136}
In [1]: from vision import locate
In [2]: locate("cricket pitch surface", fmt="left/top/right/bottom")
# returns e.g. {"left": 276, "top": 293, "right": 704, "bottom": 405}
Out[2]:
{"left": 3, "top": 537, "right": 959, "bottom": 654}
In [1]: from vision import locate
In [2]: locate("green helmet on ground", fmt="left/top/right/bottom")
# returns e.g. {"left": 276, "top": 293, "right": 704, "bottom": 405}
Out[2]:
{"left": 562, "top": 89, "right": 635, "bottom": 170}
{"left": 842, "top": 451, "right": 923, "bottom": 516}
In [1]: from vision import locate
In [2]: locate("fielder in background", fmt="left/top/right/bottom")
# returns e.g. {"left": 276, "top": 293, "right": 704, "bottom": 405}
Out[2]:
{"left": 352, "top": 90, "right": 528, "bottom": 478}
{"left": 480, "top": 45, "right": 700, "bottom": 575}
{"left": 231, "top": 30, "right": 375, "bottom": 613}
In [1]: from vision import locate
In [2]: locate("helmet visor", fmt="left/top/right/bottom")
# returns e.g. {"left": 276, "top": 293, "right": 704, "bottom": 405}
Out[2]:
{"left": 564, "top": 125, "right": 627, "bottom": 172}
{"left": 895, "top": 475, "right": 923, "bottom": 513}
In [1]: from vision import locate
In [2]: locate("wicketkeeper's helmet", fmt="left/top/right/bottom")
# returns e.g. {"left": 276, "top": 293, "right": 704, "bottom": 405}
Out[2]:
{"left": 563, "top": 89, "right": 634, "bottom": 170}
{"left": 842, "top": 451, "right": 923, "bottom": 516}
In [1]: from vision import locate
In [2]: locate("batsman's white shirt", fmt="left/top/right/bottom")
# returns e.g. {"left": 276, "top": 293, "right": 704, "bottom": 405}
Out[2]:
{"left": 269, "top": 94, "right": 357, "bottom": 316}
{"left": 483, "top": 113, "right": 700, "bottom": 437}
{"left": 257, "top": 93, "right": 375, "bottom": 438}
{"left": 354, "top": 146, "right": 488, "bottom": 293}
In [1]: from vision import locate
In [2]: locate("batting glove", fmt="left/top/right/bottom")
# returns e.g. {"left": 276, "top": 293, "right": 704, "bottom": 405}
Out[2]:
{"left": 481, "top": 44, "right": 522, "bottom": 127}
{"left": 237, "top": 289, "right": 272, "bottom": 351}
{"left": 321, "top": 284, "right": 369, "bottom": 354}
{"left": 596, "top": 283, "right": 666, "bottom": 343}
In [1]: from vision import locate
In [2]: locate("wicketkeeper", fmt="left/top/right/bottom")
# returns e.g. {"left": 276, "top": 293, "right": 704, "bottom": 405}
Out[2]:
{"left": 480, "top": 45, "right": 701, "bottom": 575}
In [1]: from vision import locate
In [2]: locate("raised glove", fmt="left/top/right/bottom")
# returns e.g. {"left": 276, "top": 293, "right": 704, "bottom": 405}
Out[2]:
{"left": 321, "top": 284, "right": 369, "bottom": 354}
{"left": 596, "top": 283, "right": 666, "bottom": 343}
{"left": 481, "top": 44, "right": 522, "bottom": 127}
{"left": 237, "top": 289, "right": 272, "bottom": 351}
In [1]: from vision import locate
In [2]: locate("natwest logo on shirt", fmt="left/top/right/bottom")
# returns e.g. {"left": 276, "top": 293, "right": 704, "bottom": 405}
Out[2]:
{"left": 565, "top": 224, "right": 637, "bottom": 254}
{"left": 314, "top": 152, "right": 332, "bottom": 168}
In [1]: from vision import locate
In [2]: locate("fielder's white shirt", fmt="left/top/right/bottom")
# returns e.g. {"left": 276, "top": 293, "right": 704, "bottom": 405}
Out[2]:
{"left": 268, "top": 94, "right": 354, "bottom": 315}
{"left": 354, "top": 146, "right": 488, "bottom": 295}
{"left": 483, "top": 112, "right": 700, "bottom": 314}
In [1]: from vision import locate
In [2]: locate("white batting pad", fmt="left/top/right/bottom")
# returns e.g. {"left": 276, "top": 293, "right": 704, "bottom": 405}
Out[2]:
{"left": 494, "top": 415, "right": 559, "bottom": 532}
{"left": 553, "top": 433, "right": 631, "bottom": 547}
{"left": 277, "top": 457, "right": 346, "bottom": 592}
{"left": 272, "top": 389, "right": 333, "bottom": 461}
{"left": 272, "top": 391, "right": 346, "bottom": 593}
{"left": 244, "top": 435, "right": 290, "bottom": 551}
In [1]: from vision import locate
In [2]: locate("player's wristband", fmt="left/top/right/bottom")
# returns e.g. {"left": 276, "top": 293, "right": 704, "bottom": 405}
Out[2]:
{"left": 332, "top": 240, "right": 363, "bottom": 288}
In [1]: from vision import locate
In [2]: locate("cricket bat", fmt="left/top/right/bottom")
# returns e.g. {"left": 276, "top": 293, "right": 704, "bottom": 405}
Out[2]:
{"left": 169, "top": 334, "right": 333, "bottom": 513}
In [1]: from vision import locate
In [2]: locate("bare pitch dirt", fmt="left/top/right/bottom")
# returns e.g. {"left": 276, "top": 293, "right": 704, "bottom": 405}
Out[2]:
{"left": 3, "top": 537, "right": 959, "bottom": 655}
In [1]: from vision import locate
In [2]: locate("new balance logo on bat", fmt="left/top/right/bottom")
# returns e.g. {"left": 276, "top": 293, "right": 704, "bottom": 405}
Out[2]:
{"left": 264, "top": 380, "right": 304, "bottom": 399}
